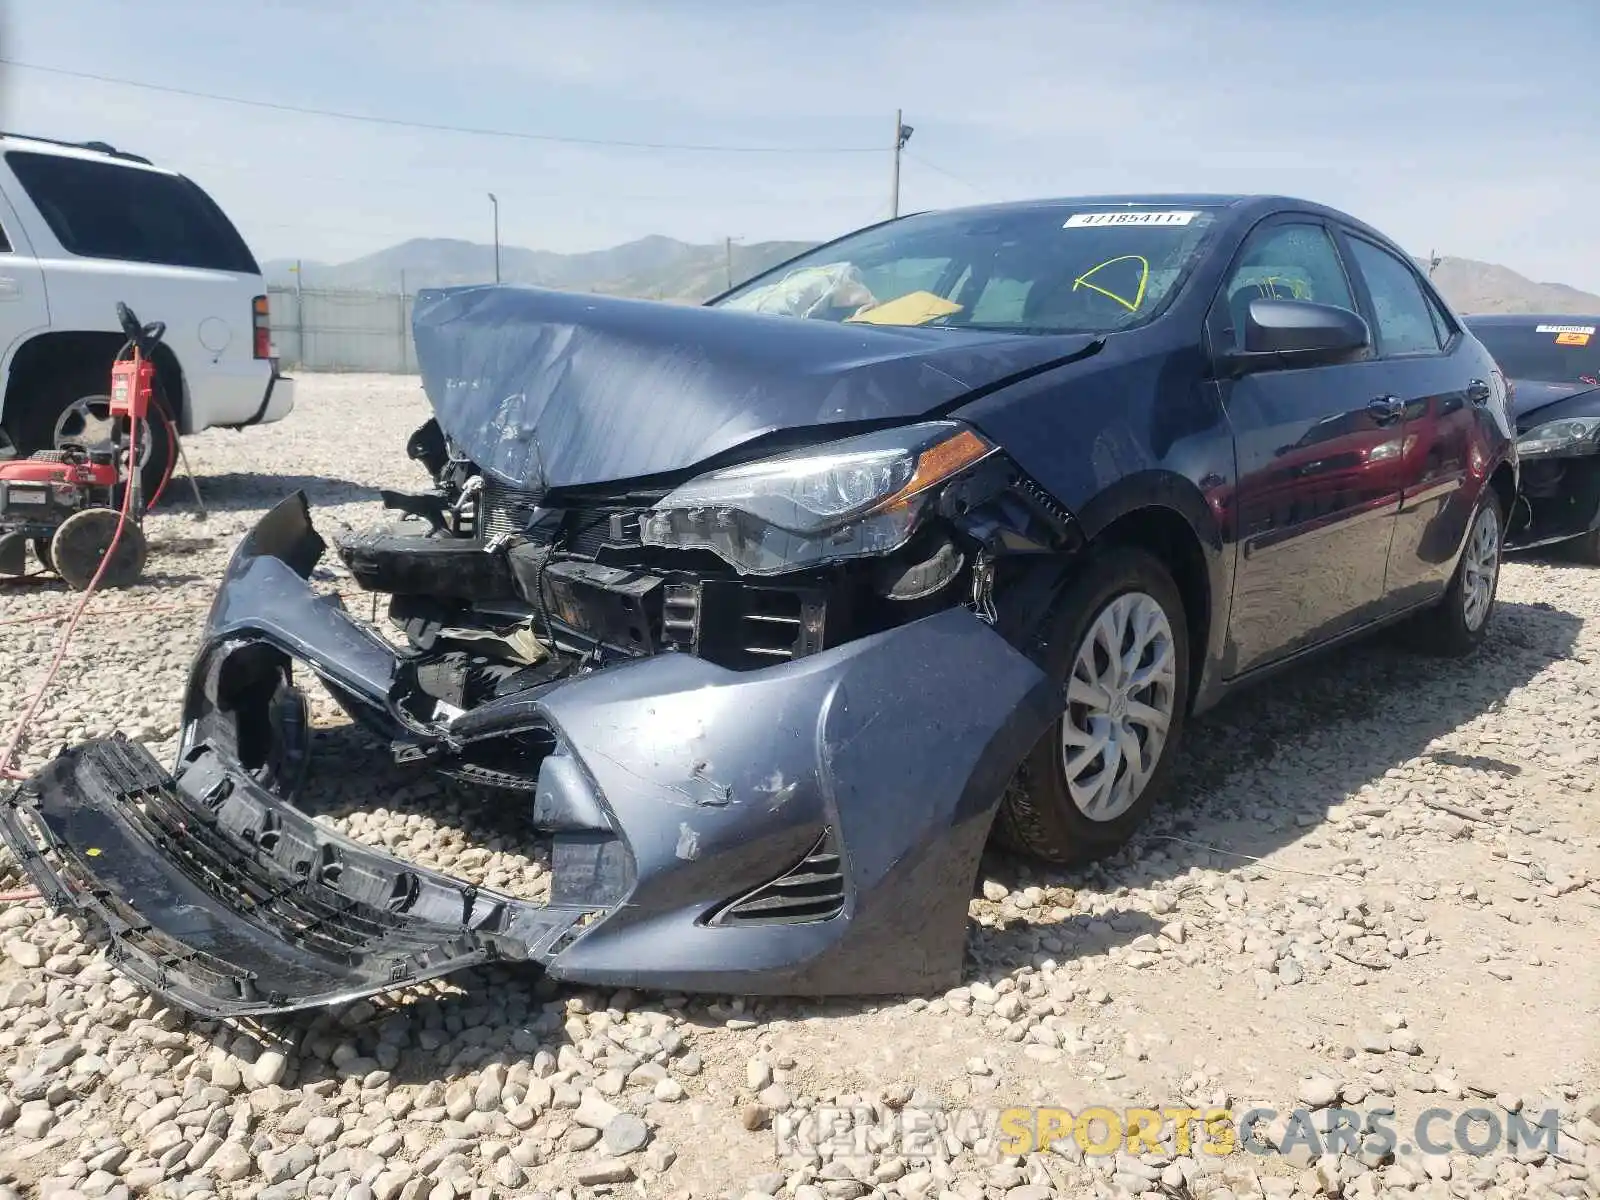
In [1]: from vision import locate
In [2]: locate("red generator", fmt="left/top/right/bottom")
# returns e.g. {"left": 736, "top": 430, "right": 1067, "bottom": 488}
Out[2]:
{"left": 0, "top": 447, "right": 146, "bottom": 590}
{"left": 0, "top": 303, "right": 164, "bottom": 590}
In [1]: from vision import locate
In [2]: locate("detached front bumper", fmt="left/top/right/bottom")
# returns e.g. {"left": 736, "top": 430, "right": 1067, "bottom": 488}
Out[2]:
{"left": 0, "top": 495, "right": 1058, "bottom": 1016}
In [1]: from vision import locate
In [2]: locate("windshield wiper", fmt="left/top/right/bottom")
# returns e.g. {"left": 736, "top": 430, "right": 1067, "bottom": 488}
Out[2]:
{"left": 924, "top": 320, "right": 1076, "bottom": 335}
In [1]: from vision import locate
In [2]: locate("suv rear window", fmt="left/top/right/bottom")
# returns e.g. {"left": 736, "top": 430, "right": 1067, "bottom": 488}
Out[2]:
{"left": 5, "top": 151, "right": 259, "bottom": 274}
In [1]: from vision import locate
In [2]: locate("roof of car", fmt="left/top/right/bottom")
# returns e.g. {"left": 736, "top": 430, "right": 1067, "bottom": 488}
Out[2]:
{"left": 0, "top": 131, "right": 161, "bottom": 169}
{"left": 948, "top": 193, "right": 1252, "bottom": 208}
{"left": 910, "top": 194, "right": 1400, "bottom": 242}
{"left": 1463, "top": 313, "right": 1600, "bottom": 326}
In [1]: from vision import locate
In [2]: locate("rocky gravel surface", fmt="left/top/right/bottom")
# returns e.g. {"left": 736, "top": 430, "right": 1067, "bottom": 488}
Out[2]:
{"left": 0, "top": 373, "right": 1596, "bottom": 1200}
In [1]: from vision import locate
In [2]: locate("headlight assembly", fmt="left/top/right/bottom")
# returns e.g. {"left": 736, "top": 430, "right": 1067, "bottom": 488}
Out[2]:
{"left": 640, "top": 421, "right": 997, "bottom": 574}
{"left": 1517, "top": 417, "right": 1600, "bottom": 458}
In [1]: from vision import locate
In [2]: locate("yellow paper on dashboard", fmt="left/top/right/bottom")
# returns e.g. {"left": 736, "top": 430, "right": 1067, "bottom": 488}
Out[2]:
{"left": 845, "top": 291, "right": 963, "bottom": 326}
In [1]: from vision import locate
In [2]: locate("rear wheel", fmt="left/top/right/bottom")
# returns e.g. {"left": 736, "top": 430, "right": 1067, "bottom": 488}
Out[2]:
{"left": 9, "top": 366, "right": 176, "bottom": 504}
{"left": 1419, "top": 489, "right": 1503, "bottom": 656}
{"left": 994, "top": 547, "right": 1190, "bottom": 865}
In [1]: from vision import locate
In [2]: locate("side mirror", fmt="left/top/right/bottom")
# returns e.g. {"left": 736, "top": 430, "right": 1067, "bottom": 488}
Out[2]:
{"left": 1219, "top": 298, "right": 1371, "bottom": 376}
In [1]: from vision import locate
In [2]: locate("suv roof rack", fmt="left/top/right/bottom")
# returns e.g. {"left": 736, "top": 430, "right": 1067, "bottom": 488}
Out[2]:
{"left": 0, "top": 131, "right": 153, "bottom": 166}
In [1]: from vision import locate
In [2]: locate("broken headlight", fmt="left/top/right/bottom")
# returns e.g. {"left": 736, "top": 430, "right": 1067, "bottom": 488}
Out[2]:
{"left": 640, "top": 421, "right": 996, "bottom": 575}
{"left": 1517, "top": 417, "right": 1600, "bottom": 459}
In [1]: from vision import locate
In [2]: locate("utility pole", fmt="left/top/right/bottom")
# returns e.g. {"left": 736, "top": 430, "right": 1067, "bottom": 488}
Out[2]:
{"left": 890, "top": 110, "right": 914, "bottom": 219}
{"left": 725, "top": 236, "right": 733, "bottom": 290}
{"left": 488, "top": 193, "right": 501, "bottom": 283}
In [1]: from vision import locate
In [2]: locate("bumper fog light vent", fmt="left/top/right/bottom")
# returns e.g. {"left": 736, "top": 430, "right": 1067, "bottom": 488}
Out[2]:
{"left": 709, "top": 828, "right": 844, "bottom": 927}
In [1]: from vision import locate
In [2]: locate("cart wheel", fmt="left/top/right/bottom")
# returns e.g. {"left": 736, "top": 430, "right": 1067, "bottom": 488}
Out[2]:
{"left": 50, "top": 509, "right": 146, "bottom": 591}
{"left": 33, "top": 538, "right": 53, "bottom": 572}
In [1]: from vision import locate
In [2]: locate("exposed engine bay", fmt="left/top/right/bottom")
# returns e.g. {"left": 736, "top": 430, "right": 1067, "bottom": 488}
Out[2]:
{"left": 338, "top": 413, "right": 1082, "bottom": 778}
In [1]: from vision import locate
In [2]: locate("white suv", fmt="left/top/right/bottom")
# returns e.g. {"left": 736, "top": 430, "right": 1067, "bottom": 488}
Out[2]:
{"left": 0, "top": 132, "right": 292, "bottom": 493}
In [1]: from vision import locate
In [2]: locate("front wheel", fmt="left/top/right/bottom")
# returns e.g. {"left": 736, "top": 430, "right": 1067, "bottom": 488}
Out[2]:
{"left": 994, "top": 547, "right": 1191, "bottom": 865}
{"left": 1420, "top": 489, "right": 1503, "bottom": 656}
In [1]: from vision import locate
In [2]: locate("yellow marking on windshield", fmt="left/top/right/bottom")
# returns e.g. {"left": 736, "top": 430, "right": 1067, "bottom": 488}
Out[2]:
{"left": 844, "top": 290, "right": 964, "bottom": 326}
{"left": 1072, "top": 255, "right": 1151, "bottom": 312}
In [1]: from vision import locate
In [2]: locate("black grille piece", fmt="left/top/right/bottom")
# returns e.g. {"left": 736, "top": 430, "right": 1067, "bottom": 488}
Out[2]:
{"left": 695, "top": 582, "right": 826, "bottom": 669}
{"left": 662, "top": 583, "right": 700, "bottom": 653}
{"left": 708, "top": 829, "right": 844, "bottom": 927}
{"left": 738, "top": 589, "right": 804, "bottom": 661}
{"left": 0, "top": 735, "right": 588, "bottom": 1016}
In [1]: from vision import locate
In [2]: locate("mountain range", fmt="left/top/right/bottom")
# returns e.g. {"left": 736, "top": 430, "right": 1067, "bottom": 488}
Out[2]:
{"left": 264, "top": 236, "right": 813, "bottom": 303}
{"left": 264, "top": 238, "right": 1600, "bottom": 314}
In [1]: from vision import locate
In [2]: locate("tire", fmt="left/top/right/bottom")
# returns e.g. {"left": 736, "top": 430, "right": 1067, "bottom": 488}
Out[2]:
{"left": 50, "top": 508, "right": 146, "bottom": 591}
{"left": 6, "top": 365, "right": 176, "bottom": 504}
{"left": 1419, "top": 488, "right": 1504, "bottom": 656}
{"left": 994, "top": 546, "right": 1191, "bottom": 865}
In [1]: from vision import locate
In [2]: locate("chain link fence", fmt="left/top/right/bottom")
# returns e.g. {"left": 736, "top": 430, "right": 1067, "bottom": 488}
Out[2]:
{"left": 268, "top": 286, "right": 417, "bottom": 373}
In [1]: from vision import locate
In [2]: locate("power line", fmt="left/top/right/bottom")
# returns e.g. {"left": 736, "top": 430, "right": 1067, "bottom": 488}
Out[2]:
{"left": 903, "top": 151, "right": 986, "bottom": 197}
{"left": 1, "top": 58, "right": 884, "bottom": 155}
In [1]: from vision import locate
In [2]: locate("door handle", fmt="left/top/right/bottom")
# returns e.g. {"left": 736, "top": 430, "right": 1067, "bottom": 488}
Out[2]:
{"left": 1367, "top": 395, "right": 1404, "bottom": 425}
{"left": 1467, "top": 378, "right": 1491, "bottom": 406}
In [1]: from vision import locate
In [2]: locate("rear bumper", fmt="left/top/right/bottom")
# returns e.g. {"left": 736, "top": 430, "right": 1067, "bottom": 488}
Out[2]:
{"left": 187, "top": 360, "right": 289, "bottom": 432}
{"left": 0, "top": 494, "right": 1057, "bottom": 1015}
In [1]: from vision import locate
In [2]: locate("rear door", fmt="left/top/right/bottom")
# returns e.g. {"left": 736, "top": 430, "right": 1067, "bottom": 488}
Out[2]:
{"left": 1337, "top": 232, "right": 1481, "bottom": 608}
{"left": 1212, "top": 217, "right": 1408, "bottom": 676}
{"left": 0, "top": 185, "right": 51, "bottom": 434}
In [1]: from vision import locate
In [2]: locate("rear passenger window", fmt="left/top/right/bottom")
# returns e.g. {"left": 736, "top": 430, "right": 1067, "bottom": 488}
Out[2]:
{"left": 5, "top": 151, "right": 258, "bottom": 273}
{"left": 1216, "top": 222, "right": 1359, "bottom": 353}
{"left": 1346, "top": 238, "right": 1442, "bottom": 356}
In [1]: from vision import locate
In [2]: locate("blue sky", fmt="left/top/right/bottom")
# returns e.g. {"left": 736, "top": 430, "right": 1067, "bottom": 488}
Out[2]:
{"left": 3, "top": 0, "right": 1598, "bottom": 289}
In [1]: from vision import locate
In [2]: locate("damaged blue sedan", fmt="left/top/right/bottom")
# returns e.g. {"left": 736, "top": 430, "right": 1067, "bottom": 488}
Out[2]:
{"left": 1, "top": 195, "right": 1516, "bottom": 1016}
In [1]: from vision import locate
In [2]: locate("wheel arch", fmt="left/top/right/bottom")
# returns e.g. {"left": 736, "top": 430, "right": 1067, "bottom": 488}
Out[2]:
{"left": 1487, "top": 459, "right": 1516, "bottom": 525}
{"left": 1071, "top": 471, "right": 1229, "bottom": 711}
{"left": 0, "top": 330, "right": 189, "bottom": 440}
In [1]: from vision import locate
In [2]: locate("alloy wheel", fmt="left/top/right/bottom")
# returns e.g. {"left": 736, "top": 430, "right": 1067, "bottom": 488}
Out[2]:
{"left": 54, "top": 394, "right": 152, "bottom": 471}
{"left": 1060, "top": 590, "right": 1178, "bottom": 821}
{"left": 1462, "top": 501, "right": 1501, "bottom": 632}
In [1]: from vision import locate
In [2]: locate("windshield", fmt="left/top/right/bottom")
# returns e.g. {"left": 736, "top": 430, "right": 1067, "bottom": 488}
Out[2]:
{"left": 1470, "top": 321, "right": 1600, "bottom": 387}
{"left": 713, "top": 205, "right": 1220, "bottom": 334}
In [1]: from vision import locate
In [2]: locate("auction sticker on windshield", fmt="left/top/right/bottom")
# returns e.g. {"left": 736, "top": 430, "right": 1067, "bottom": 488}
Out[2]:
{"left": 1064, "top": 211, "right": 1199, "bottom": 228}
{"left": 1535, "top": 324, "right": 1596, "bottom": 335}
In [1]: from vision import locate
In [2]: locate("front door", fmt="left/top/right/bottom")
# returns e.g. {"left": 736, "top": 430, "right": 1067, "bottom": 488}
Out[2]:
{"left": 1212, "top": 218, "right": 1407, "bottom": 676}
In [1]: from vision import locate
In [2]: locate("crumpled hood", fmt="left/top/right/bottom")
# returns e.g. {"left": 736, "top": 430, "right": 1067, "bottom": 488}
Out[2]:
{"left": 411, "top": 285, "right": 1098, "bottom": 490}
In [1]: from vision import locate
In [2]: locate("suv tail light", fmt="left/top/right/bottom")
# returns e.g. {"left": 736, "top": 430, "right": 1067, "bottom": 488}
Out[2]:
{"left": 252, "top": 295, "right": 272, "bottom": 359}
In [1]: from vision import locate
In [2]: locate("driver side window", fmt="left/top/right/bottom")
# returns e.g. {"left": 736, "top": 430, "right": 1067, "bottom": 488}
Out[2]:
{"left": 1213, "top": 222, "right": 1359, "bottom": 354}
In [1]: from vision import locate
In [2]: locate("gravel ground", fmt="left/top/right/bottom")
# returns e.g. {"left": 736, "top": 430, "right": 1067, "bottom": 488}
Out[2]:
{"left": 0, "top": 373, "right": 1597, "bottom": 1200}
